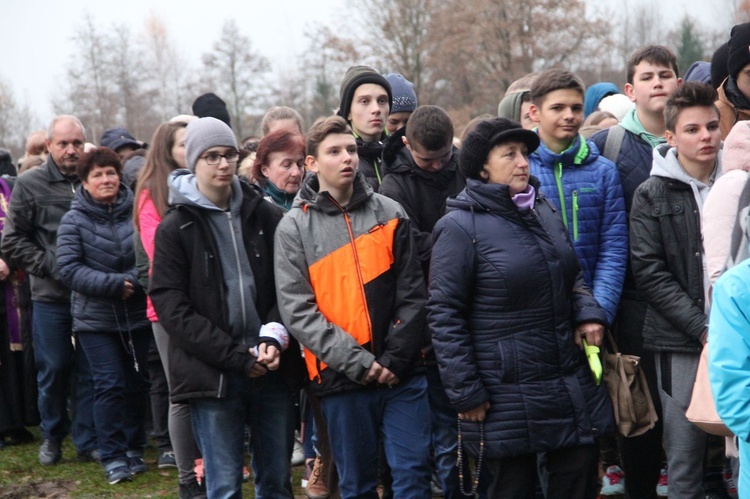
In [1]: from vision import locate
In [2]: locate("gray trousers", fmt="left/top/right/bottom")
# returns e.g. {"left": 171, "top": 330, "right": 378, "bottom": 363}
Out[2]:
{"left": 152, "top": 322, "right": 202, "bottom": 485}
{"left": 656, "top": 351, "right": 707, "bottom": 499}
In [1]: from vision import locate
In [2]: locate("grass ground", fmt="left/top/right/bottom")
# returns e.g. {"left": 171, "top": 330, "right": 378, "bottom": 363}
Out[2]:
{"left": 0, "top": 427, "right": 307, "bottom": 498}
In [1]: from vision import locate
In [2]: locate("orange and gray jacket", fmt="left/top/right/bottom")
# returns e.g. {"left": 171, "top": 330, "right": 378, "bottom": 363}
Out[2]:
{"left": 274, "top": 172, "right": 427, "bottom": 397}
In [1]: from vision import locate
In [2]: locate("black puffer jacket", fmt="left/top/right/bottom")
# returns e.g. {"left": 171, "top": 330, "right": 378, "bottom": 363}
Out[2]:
{"left": 150, "top": 181, "right": 306, "bottom": 402}
{"left": 380, "top": 129, "right": 465, "bottom": 272}
{"left": 57, "top": 184, "right": 149, "bottom": 333}
{"left": 428, "top": 177, "right": 613, "bottom": 459}
{"left": 630, "top": 150, "right": 708, "bottom": 353}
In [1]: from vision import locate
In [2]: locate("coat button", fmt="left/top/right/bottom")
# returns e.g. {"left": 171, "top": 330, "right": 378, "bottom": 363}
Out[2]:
{"left": 695, "top": 252, "right": 701, "bottom": 257}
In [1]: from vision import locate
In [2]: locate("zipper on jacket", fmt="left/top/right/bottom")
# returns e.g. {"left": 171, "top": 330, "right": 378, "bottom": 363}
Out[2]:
{"left": 343, "top": 212, "right": 375, "bottom": 350}
{"left": 226, "top": 212, "right": 248, "bottom": 342}
{"left": 572, "top": 190, "right": 579, "bottom": 241}
{"left": 554, "top": 162, "right": 568, "bottom": 230}
{"left": 316, "top": 359, "right": 323, "bottom": 384}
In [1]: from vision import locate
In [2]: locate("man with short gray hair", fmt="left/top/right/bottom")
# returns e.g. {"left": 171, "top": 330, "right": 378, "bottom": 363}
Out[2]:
{"left": 2, "top": 115, "right": 97, "bottom": 465}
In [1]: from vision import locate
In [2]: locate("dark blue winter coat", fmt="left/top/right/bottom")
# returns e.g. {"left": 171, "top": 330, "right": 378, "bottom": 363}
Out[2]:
{"left": 57, "top": 184, "right": 149, "bottom": 333}
{"left": 528, "top": 135, "right": 627, "bottom": 325}
{"left": 428, "top": 177, "right": 614, "bottom": 459}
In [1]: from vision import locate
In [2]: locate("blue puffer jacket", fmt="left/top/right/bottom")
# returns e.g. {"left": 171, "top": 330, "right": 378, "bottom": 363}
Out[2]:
{"left": 428, "top": 178, "right": 614, "bottom": 459}
{"left": 529, "top": 134, "right": 627, "bottom": 325}
{"left": 57, "top": 184, "right": 149, "bottom": 333}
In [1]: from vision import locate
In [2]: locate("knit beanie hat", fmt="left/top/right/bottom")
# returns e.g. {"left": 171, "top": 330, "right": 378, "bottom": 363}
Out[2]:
{"left": 712, "top": 43, "right": 730, "bottom": 89}
{"left": 338, "top": 65, "right": 393, "bottom": 121}
{"left": 459, "top": 118, "right": 540, "bottom": 180}
{"left": 192, "top": 93, "right": 232, "bottom": 128}
{"left": 384, "top": 73, "right": 417, "bottom": 114}
{"left": 728, "top": 23, "right": 750, "bottom": 80}
{"left": 597, "top": 94, "right": 635, "bottom": 122}
{"left": 722, "top": 120, "right": 750, "bottom": 173}
{"left": 497, "top": 91, "right": 527, "bottom": 122}
{"left": 185, "top": 117, "right": 238, "bottom": 172}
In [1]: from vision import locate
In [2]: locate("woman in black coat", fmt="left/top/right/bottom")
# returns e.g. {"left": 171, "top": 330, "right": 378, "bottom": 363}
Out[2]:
{"left": 57, "top": 148, "right": 150, "bottom": 485}
{"left": 427, "top": 118, "right": 614, "bottom": 498}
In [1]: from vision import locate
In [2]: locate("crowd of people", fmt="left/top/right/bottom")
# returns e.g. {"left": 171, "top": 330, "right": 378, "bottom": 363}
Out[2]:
{"left": 4, "top": 19, "right": 750, "bottom": 499}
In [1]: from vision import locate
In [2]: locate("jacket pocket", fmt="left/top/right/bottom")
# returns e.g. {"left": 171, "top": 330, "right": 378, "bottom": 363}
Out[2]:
{"left": 495, "top": 340, "right": 516, "bottom": 382}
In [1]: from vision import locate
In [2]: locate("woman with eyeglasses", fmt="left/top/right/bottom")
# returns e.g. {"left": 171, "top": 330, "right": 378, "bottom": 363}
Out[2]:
{"left": 149, "top": 117, "right": 306, "bottom": 498}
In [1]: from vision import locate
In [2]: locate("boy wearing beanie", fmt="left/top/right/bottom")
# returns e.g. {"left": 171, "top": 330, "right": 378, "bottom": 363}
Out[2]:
{"left": 384, "top": 73, "right": 417, "bottom": 134}
{"left": 717, "top": 23, "right": 750, "bottom": 138}
{"left": 337, "top": 65, "right": 393, "bottom": 191}
{"left": 150, "top": 117, "right": 305, "bottom": 498}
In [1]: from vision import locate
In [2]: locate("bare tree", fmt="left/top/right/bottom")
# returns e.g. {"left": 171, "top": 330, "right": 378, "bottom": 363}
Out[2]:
{"left": 140, "top": 13, "right": 193, "bottom": 122}
{"left": 0, "top": 77, "right": 39, "bottom": 160}
{"left": 357, "top": 0, "right": 432, "bottom": 98}
{"left": 201, "top": 19, "right": 271, "bottom": 139}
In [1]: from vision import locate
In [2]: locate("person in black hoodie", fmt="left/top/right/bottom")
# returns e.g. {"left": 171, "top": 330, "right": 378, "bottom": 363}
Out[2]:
{"left": 337, "top": 65, "right": 392, "bottom": 192}
{"left": 380, "top": 105, "right": 469, "bottom": 499}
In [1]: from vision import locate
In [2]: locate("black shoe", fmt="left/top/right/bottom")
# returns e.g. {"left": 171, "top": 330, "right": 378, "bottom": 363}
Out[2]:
{"left": 4, "top": 428, "right": 34, "bottom": 446}
{"left": 78, "top": 448, "right": 102, "bottom": 463}
{"left": 179, "top": 478, "right": 207, "bottom": 499}
{"left": 38, "top": 439, "right": 61, "bottom": 466}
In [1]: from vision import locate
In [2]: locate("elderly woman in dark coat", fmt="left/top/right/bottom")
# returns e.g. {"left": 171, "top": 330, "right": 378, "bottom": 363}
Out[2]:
{"left": 57, "top": 148, "right": 150, "bottom": 485}
{"left": 427, "top": 118, "right": 614, "bottom": 498}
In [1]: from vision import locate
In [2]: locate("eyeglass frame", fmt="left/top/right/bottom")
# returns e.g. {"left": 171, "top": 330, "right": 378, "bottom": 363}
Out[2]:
{"left": 199, "top": 150, "right": 240, "bottom": 166}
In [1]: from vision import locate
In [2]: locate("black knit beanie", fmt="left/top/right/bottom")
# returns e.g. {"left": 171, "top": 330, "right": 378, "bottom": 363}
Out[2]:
{"left": 459, "top": 118, "right": 540, "bottom": 181}
{"left": 712, "top": 43, "right": 730, "bottom": 89}
{"left": 728, "top": 23, "right": 750, "bottom": 80}
{"left": 337, "top": 66, "right": 393, "bottom": 122}
{"left": 192, "top": 93, "right": 232, "bottom": 128}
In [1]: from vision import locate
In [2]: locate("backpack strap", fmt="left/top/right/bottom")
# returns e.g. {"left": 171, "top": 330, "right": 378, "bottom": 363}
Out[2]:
{"left": 602, "top": 125, "right": 626, "bottom": 163}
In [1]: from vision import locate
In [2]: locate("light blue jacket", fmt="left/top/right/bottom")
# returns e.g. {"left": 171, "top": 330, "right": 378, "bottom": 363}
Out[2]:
{"left": 708, "top": 259, "right": 750, "bottom": 497}
{"left": 529, "top": 134, "right": 628, "bottom": 325}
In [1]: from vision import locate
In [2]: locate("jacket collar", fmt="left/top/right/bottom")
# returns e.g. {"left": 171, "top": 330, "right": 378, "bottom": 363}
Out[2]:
{"left": 531, "top": 133, "right": 592, "bottom": 168}
{"left": 45, "top": 157, "right": 79, "bottom": 184}
{"left": 296, "top": 172, "right": 373, "bottom": 214}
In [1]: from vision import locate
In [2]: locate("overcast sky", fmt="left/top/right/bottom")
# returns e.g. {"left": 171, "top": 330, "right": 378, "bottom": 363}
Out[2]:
{"left": 1, "top": 0, "right": 728, "bottom": 126}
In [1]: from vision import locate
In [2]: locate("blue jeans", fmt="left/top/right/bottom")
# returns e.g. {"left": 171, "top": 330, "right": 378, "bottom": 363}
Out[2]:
{"left": 190, "top": 371, "right": 295, "bottom": 499}
{"left": 32, "top": 300, "right": 96, "bottom": 451}
{"left": 76, "top": 328, "right": 150, "bottom": 464}
{"left": 321, "top": 375, "right": 432, "bottom": 499}
{"left": 426, "top": 365, "right": 477, "bottom": 499}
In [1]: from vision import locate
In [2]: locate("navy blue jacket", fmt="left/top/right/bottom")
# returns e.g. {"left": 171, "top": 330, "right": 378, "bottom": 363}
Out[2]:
{"left": 590, "top": 126, "right": 654, "bottom": 298}
{"left": 428, "top": 178, "right": 614, "bottom": 459}
{"left": 57, "top": 184, "right": 149, "bottom": 333}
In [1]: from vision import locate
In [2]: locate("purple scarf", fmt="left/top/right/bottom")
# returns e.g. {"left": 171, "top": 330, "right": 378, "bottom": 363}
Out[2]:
{"left": 512, "top": 185, "right": 536, "bottom": 210}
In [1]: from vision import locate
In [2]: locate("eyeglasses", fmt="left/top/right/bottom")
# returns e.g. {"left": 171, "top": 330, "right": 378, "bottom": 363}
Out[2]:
{"left": 200, "top": 150, "right": 239, "bottom": 166}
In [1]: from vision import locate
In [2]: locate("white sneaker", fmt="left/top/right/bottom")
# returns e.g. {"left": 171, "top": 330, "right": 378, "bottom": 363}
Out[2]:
{"left": 291, "top": 432, "right": 305, "bottom": 466}
{"left": 656, "top": 467, "right": 668, "bottom": 497}
{"left": 600, "top": 465, "right": 625, "bottom": 495}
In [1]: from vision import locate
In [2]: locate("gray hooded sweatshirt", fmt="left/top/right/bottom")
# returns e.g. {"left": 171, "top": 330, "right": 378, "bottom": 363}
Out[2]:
{"left": 652, "top": 143, "right": 722, "bottom": 306}
{"left": 168, "top": 170, "right": 261, "bottom": 346}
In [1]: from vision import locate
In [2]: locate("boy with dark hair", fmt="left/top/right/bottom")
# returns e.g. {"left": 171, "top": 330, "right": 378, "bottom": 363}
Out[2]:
{"left": 528, "top": 69, "right": 627, "bottom": 328}
{"left": 590, "top": 45, "right": 681, "bottom": 498}
{"left": 380, "top": 105, "right": 469, "bottom": 498}
{"left": 337, "top": 66, "right": 393, "bottom": 192}
{"left": 630, "top": 82, "right": 722, "bottom": 499}
{"left": 275, "top": 116, "right": 432, "bottom": 498}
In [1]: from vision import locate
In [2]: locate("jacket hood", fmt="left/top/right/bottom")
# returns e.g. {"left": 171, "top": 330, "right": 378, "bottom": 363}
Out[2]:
{"left": 71, "top": 183, "right": 133, "bottom": 221}
{"left": 168, "top": 168, "right": 243, "bottom": 213}
{"left": 294, "top": 171, "right": 373, "bottom": 215}
{"left": 584, "top": 83, "right": 619, "bottom": 118}
{"left": 722, "top": 120, "right": 750, "bottom": 173}
{"left": 651, "top": 143, "right": 722, "bottom": 184}
{"left": 531, "top": 134, "right": 595, "bottom": 169}
{"left": 447, "top": 176, "right": 542, "bottom": 217}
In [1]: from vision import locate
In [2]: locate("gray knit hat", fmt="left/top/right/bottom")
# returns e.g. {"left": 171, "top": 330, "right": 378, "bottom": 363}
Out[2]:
{"left": 185, "top": 117, "right": 238, "bottom": 171}
{"left": 337, "top": 65, "right": 393, "bottom": 121}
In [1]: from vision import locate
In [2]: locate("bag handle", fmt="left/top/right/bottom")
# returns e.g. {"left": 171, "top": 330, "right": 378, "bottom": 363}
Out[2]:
{"left": 605, "top": 329, "right": 620, "bottom": 354}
